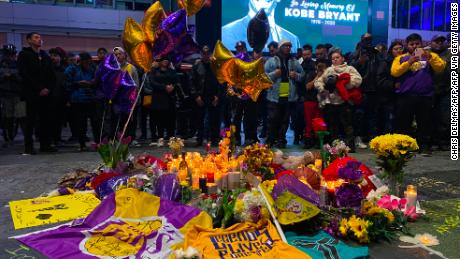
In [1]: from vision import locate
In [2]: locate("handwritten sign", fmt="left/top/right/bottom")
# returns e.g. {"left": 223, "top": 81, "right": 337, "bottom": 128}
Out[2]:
{"left": 9, "top": 193, "right": 100, "bottom": 229}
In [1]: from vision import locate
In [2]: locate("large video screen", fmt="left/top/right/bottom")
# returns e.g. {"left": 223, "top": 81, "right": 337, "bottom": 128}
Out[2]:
{"left": 222, "top": 0, "right": 368, "bottom": 53}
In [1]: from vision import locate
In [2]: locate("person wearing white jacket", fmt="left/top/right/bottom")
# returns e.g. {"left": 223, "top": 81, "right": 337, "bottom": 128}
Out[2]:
{"left": 314, "top": 48, "right": 362, "bottom": 152}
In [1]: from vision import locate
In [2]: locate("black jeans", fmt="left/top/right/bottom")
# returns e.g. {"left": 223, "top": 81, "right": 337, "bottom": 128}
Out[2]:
{"left": 24, "top": 98, "right": 53, "bottom": 151}
{"left": 150, "top": 107, "right": 176, "bottom": 140}
{"left": 267, "top": 98, "right": 291, "bottom": 145}
{"left": 289, "top": 101, "right": 305, "bottom": 140}
{"left": 71, "top": 102, "right": 101, "bottom": 147}
{"left": 195, "top": 103, "right": 220, "bottom": 143}
{"left": 395, "top": 95, "right": 433, "bottom": 148}
{"left": 233, "top": 99, "right": 258, "bottom": 143}
{"left": 324, "top": 103, "right": 355, "bottom": 149}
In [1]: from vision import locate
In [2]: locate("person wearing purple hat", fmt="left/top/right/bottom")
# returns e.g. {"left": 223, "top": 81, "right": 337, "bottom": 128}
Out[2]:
{"left": 430, "top": 34, "right": 450, "bottom": 151}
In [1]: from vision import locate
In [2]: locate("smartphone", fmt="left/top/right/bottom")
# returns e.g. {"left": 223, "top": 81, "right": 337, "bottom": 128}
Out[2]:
{"left": 414, "top": 48, "right": 424, "bottom": 58}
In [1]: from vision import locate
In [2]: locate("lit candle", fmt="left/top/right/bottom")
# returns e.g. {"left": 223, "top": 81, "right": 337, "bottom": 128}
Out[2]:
{"left": 207, "top": 171, "right": 215, "bottom": 183}
{"left": 405, "top": 185, "right": 417, "bottom": 209}
{"left": 199, "top": 175, "right": 207, "bottom": 193}
{"left": 206, "top": 143, "right": 211, "bottom": 153}
{"left": 178, "top": 169, "right": 187, "bottom": 182}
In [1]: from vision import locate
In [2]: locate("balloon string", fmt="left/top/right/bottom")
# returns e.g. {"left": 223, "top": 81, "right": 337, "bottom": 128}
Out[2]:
{"left": 116, "top": 73, "right": 148, "bottom": 149}
{"left": 99, "top": 102, "right": 107, "bottom": 144}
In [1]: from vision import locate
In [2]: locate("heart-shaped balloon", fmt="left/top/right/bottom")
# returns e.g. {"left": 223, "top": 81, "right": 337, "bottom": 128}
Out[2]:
{"left": 122, "top": 17, "right": 153, "bottom": 72}
{"left": 142, "top": 1, "right": 166, "bottom": 44}
{"left": 247, "top": 9, "right": 270, "bottom": 53}
{"left": 160, "top": 9, "right": 187, "bottom": 38}
{"left": 177, "top": 0, "right": 206, "bottom": 16}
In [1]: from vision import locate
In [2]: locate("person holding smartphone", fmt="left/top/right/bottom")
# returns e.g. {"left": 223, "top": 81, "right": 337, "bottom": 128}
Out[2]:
{"left": 391, "top": 33, "right": 446, "bottom": 155}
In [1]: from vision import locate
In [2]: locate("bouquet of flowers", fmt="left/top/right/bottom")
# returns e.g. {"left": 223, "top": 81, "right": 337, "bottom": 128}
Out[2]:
{"left": 338, "top": 215, "right": 371, "bottom": 243}
{"left": 369, "top": 134, "right": 419, "bottom": 195}
{"left": 168, "top": 137, "right": 184, "bottom": 158}
{"left": 233, "top": 188, "right": 270, "bottom": 223}
{"left": 323, "top": 139, "right": 350, "bottom": 166}
{"left": 94, "top": 135, "right": 131, "bottom": 169}
{"left": 240, "top": 143, "right": 274, "bottom": 180}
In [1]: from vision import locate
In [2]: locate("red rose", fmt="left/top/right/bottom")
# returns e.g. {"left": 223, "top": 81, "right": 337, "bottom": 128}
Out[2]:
{"left": 312, "top": 117, "right": 327, "bottom": 132}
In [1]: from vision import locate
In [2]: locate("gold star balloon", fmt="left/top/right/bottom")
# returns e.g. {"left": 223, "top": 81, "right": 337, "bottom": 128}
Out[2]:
{"left": 177, "top": 0, "right": 206, "bottom": 16}
{"left": 122, "top": 17, "right": 153, "bottom": 72}
{"left": 142, "top": 1, "right": 166, "bottom": 44}
{"left": 211, "top": 41, "right": 272, "bottom": 102}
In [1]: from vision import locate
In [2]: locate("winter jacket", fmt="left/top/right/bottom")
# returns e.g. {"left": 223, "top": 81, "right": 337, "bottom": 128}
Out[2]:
{"left": 264, "top": 55, "right": 304, "bottom": 103}
{"left": 314, "top": 63, "right": 362, "bottom": 107}
{"left": 350, "top": 52, "right": 380, "bottom": 93}
{"left": 65, "top": 64, "right": 96, "bottom": 103}
{"left": 375, "top": 56, "right": 397, "bottom": 104}
{"left": 391, "top": 52, "right": 446, "bottom": 96}
{"left": 432, "top": 48, "right": 450, "bottom": 97}
{"left": 297, "top": 71, "right": 318, "bottom": 102}
{"left": 146, "top": 68, "right": 178, "bottom": 111}
{"left": 17, "top": 47, "right": 55, "bottom": 101}
{"left": 190, "top": 60, "right": 220, "bottom": 103}
{"left": 0, "top": 58, "right": 22, "bottom": 99}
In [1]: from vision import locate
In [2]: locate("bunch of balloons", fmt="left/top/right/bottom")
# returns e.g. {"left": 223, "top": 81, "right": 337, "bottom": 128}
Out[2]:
{"left": 211, "top": 41, "right": 272, "bottom": 102}
{"left": 122, "top": 0, "right": 205, "bottom": 72}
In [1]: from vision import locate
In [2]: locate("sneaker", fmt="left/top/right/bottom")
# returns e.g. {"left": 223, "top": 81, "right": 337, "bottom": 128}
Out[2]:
{"left": 355, "top": 136, "right": 368, "bottom": 149}
{"left": 22, "top": 149, "right": 37, "bottom": 155}
{"left": 149, "top": 141, "right": 157, "bottom": 147}
{"left": 157, "top": 138, "right": 164, "bottom": 147}
{"left": 131, "top": 140, "right": 141, "bottom": 147}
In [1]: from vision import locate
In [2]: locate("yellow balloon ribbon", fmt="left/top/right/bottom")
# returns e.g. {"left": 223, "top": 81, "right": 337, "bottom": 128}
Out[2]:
{"left": 177, "top": 0, "right": 206, "bottom": 16}
{"left": 122, "top": 17, "right": 153, "bottom": 72}
{"left": 142, "top": 1, "right": 166, "bottom": 44}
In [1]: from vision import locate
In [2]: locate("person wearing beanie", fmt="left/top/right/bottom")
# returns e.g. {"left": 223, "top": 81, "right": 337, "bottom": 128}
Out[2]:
{"left": 391, "top": 33, "right": 446, "bottom": 155}
{"left": 64, "top": 51, "right": 99, "bottom": 151}
{"left": 264, "top": 39, "right": 304, "bottom": 148}
{"left": 113, "top": 46, "right": 140, "bottom": 146}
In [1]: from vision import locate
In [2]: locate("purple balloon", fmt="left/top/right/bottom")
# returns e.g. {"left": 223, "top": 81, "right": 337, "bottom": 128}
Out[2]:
{"left": 271, "top": 174, "right": 320, "bottom": 207}
{"left": 170, "top": 33, "right": 200, "bottom": 64}
{"left": 154, "top": 174, "right": 181, "bottom": 201}
{"left": 113, "top": 71, "right": 137, "bottom": 114}
{"left": 96, "top": 54, "right": 122, "bottom": 100}
{"left": 235, "top": 52, "right": 252, "bottom": 62}
{"left": 247, "top": 9, "right": 269, "bottom": 53}
{"left": 160, "top": 9, "right": 187, "bottom": 37}
{"left": 153, "top": 30, "right": 175, "bottom": 58}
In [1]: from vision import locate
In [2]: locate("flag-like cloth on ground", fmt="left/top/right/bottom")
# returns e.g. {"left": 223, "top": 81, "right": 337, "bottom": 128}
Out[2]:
{"left": 9, "top": 193, "right": 100, "bottom": 229}
{"left": 286, "top": 231, "right": 368, "bottom": 259}
{"left": 14, "top": 188, "right": 212, "bottom": 259}
{"left": 260, "top": 174, "right": 321, "bottom": 225}
{"left": 183, "top": 220, "right": 312, "bottom": 259}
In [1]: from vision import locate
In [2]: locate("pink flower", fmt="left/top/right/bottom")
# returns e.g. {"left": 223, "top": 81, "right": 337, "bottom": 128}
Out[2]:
{"left": 404, "top": 205, "right": 417, "bottom": 221}
{"left": 378, "top": 195, "right": 406, "bottom": 210}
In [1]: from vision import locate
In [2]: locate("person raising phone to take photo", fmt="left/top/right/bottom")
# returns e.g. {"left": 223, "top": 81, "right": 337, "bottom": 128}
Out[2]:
{"left": 391, "top": 33, "right": 446, "bottom": 156}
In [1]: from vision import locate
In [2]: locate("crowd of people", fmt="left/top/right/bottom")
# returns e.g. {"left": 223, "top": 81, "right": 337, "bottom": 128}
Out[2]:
{"left": 0, "top": 31, "right": 451, "bottom": 155}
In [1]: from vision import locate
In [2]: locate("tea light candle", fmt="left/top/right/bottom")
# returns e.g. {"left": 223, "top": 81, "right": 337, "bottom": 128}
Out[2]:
{"left": 207, "top": 183, "right": 218, "bottom": 194}
{"left": 228, "top": 171, "right": 241, "bottom": 190}
{"left": 199, "top": 175, "right": 207, "bottom": 193}
{"left": 405, "top": 185, "right": 417, "bottom": 209}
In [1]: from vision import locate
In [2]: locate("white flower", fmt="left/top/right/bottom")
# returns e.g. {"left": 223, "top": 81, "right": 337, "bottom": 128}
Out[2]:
{"left": 211, "top": 203, "right": 217, "bottom": 209}
{"left": 415, "top": 234, "right": 440, "bottom": 246}
{"left": 366, "top": 185, "right": 389, "bottom": 201}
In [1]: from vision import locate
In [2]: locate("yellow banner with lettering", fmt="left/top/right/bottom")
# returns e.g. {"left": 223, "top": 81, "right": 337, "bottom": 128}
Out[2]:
{"left": 9, "top": 193, "right": 100, "bottom": 229}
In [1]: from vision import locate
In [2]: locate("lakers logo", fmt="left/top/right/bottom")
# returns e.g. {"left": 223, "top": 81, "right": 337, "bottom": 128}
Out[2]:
{"left": 79, "top": 216, "right": 183, "bottom": 258}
